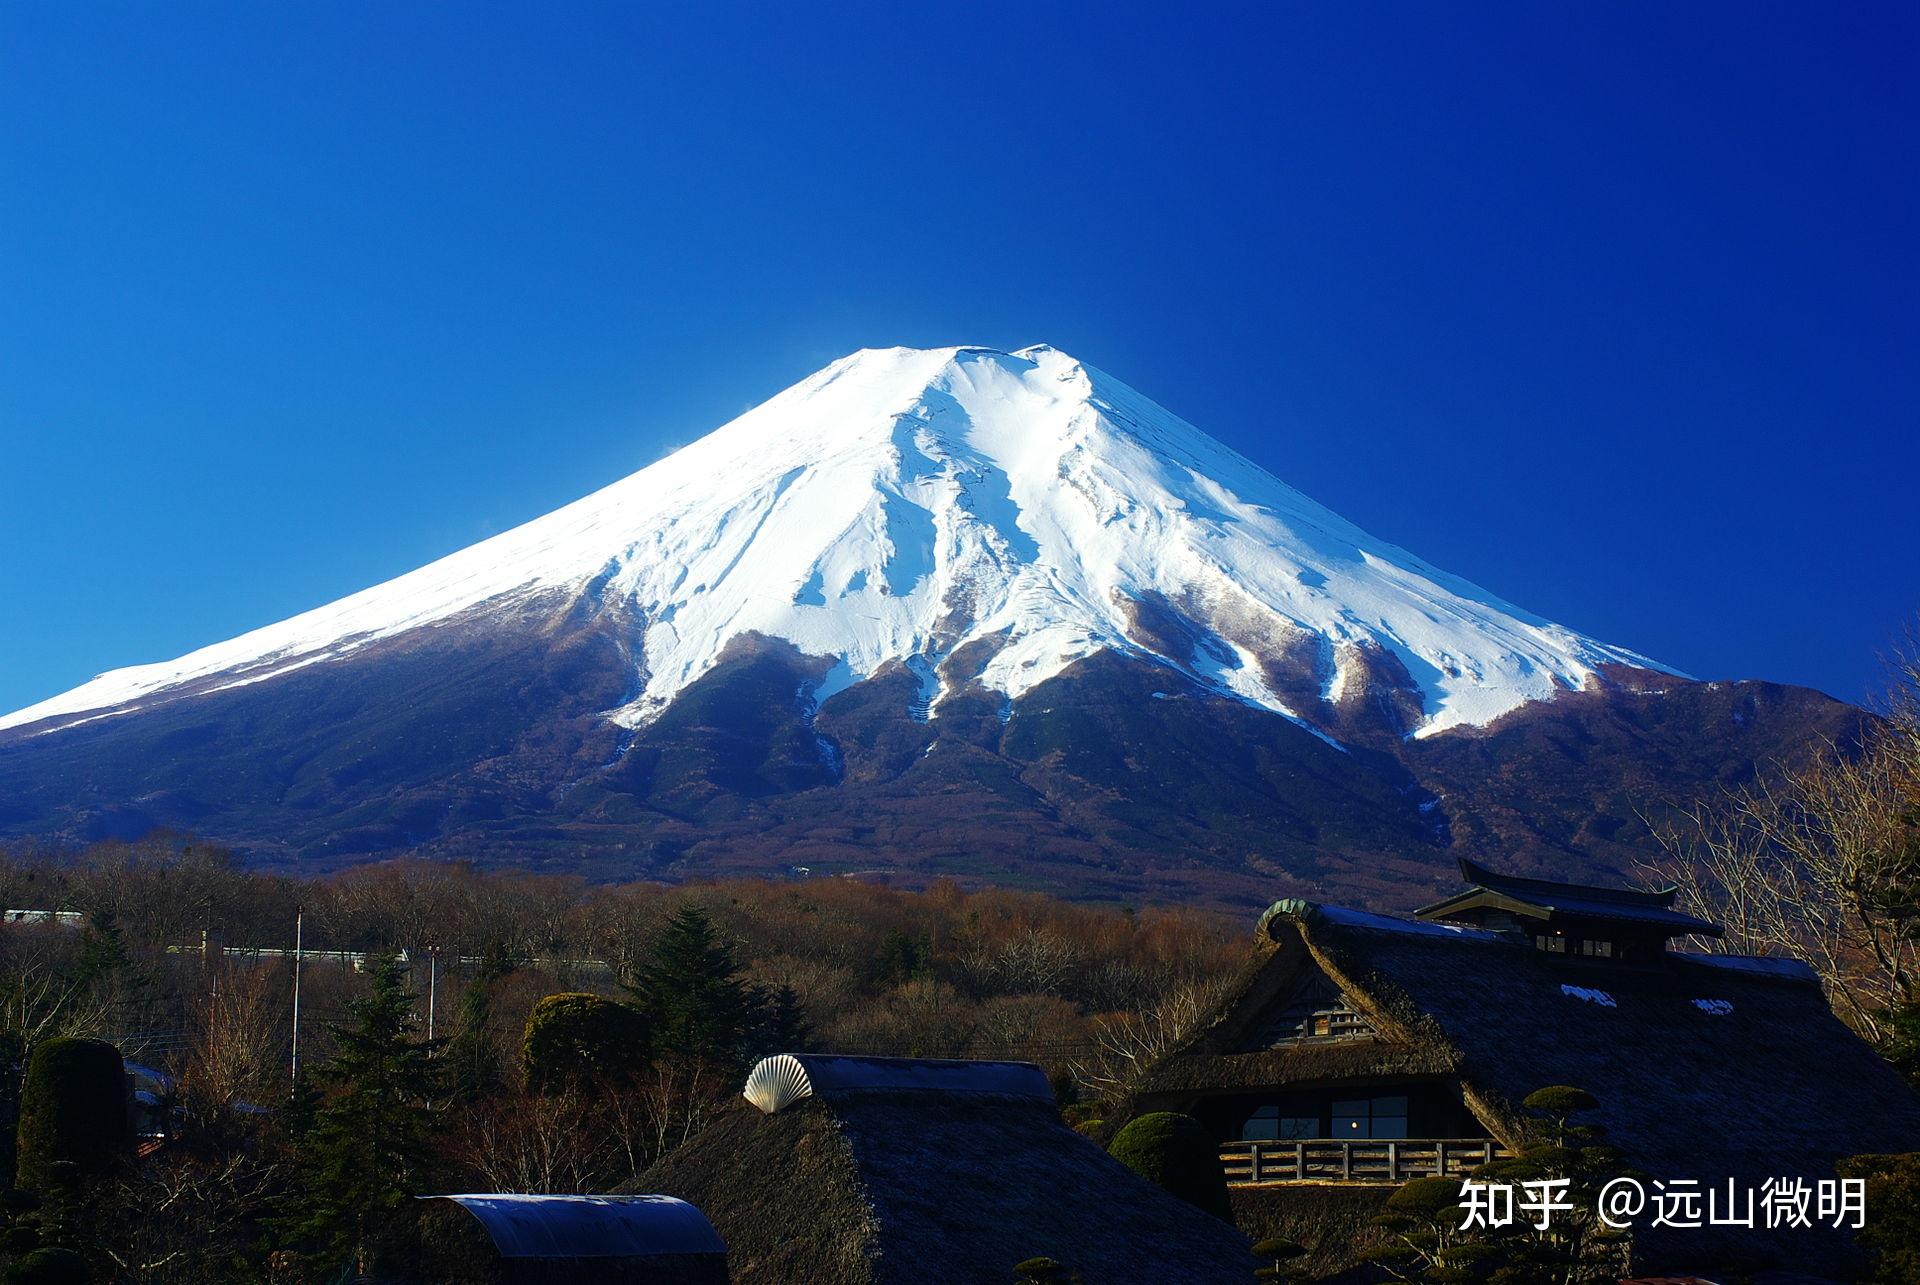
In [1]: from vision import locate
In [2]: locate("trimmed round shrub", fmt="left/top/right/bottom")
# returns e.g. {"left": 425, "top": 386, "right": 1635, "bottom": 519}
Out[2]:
{"left": 1837, "top": 1152, "right": 1920, "bottom": 1284}
{"left": 1252, "top": 1235, "right": 1309, "bottom": 1283}
{"left": 522, "top": 993, "right": 650, "bottom": 1093}
{"left": 1106, "top": 1112, "right": 1232, "bottom": 1222}
{"left": 1252, "top": 1235, "right": 1306, "bottom": 1258}
{"left": 1385, "top": 1175, "right": 1465, "bottom": 1219}
{"left": 6, "top": 1247, "right": 89, "bottom": 1285}
{"left": 1522, "top": 1085, "right": 1597, "bottom": 1116}
{"left": 14, "top": 1038, "right": 128, "bottom": 1195}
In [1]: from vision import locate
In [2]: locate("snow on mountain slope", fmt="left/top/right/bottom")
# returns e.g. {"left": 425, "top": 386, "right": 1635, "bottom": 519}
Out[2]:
{"left": 0, "top": 344, "right": 1673, "bottom": 740}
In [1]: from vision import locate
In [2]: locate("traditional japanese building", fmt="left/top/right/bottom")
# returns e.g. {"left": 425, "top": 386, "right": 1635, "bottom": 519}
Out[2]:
{"left": 1123, "top": 858, "right": 1920, "bottom": 1277}
{"left": 642, "top": 1054, "right": 1255, "bottom": 1284}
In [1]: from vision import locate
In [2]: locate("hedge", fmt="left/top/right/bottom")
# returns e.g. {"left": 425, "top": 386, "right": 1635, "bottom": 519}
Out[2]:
{"left": 14, "top": 1038, "right": 129, "bottom": 1195}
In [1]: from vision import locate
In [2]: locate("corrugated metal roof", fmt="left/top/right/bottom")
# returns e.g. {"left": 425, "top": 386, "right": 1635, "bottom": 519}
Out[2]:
{"left": 434, "top": 1194, "right": 725, "bottom": 1259}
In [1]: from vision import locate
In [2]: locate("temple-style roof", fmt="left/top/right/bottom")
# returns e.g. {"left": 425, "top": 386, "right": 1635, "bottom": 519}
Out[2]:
{"left": 1413, "top": 857, "right": 1723, "bottom": 938}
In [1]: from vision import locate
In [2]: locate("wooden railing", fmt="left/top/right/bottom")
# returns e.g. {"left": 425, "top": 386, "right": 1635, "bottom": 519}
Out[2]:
{"left": 1219, "top": 1138, "right": 1510, "bottom": 1185}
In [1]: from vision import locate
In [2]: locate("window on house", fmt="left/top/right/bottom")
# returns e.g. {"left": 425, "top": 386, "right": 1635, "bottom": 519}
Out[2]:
{"left": 1534, "top": 933, "right": 1568, "bottom": 953}
{"left": 1255, "top": 974, "right": 1377, "bottom": 1046}
{"left": 1331, "top": 1095, "right": 1409, "bottom": 1140}
{"left": 1240, "top": 1104, "right": 1319, "bottom": 1141}
{"left": 1577, "top": 939, "right": 1615, "bottom": 958}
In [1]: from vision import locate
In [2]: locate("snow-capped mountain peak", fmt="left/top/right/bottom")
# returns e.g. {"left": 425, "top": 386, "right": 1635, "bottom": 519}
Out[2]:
{"left": 0, "top": 344, "right": 1670, "bottom": 740}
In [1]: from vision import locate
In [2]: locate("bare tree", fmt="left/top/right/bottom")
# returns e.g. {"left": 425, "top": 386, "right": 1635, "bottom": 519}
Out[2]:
{"left": 638, "top": 1056, "right": 731, "bottom": 1162}
{"left": 0, "top": 941, "right": 112, "bottom": 1054}
{"left": 830, "top": 978, "right": 978, "bottom": 1057}
{"left": 183, "top": 961, "right": 289, "bottom": 1119}
{"left": 973, "top": 993, "right": 1082, "bottom": 1053}
{"left": 1070, "top": 978, "right": 1228, "bottom": 1106}
{"left": 453, "top": 1089, "right": 616, "bottom": 1193}
{"left": 1641, "top": 638, "right": 1920, "bottom": 1043}
{"left": 969, "top": 927, "right": 1084, "bottom": 997}
{"left": 105, "top": 1144, "right": 283, "bottom": 1284}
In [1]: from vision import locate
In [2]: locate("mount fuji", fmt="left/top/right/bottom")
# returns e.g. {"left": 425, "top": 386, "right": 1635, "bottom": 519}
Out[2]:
{"left": 0, "top": 346, "right": 1859, "bottom": 908}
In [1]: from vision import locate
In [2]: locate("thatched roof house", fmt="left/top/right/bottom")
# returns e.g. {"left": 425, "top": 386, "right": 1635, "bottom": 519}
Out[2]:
{"left": 398, "top": 1194, "right": 727, "bottom": 1284}
{"left": 1127, "top": 859, "right": 1920, "bottom": 1277}
{"left": 642, "top": 1054, "right": 1253, "bottom": 1283}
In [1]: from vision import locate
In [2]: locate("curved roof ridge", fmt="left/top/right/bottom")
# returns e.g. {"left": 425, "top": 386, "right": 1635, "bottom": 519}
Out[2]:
{"left": 1261, "top": 898, "right": 1509, "bottom": 944}
{"left": 744, "top": 1053, "right": 1054, "bottom": 1114}
{"left": 433, "top": 1193, "right": 725, "bottom": 1259}
{"left": 1456, "top": 856, "right": 1679, "bottom": 907}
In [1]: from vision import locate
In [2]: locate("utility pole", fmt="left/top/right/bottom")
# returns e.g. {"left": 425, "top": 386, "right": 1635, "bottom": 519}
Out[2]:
{"left": 202, "top": 904, "right": 217, "bottom": 1069}
{"left": 290, "top": 905, "right": 304, "bottom": 1087}
{"left": 427, "top": 945, "right": 438, "bottom": 1043}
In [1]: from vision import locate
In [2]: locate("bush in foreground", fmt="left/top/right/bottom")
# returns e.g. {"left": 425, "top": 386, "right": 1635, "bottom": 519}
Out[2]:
{"left": 522, "top": 992, "right": 651, "bottom": 1093}
{"left": 14, "top": 1038, "right": 128, "bottom": 1196}
{"left": 1837, "top": 1152, "right": 1920, "bottom": 1284}
{"left": 1106, "top": 1112, "right": 1232, "bottom": 1221}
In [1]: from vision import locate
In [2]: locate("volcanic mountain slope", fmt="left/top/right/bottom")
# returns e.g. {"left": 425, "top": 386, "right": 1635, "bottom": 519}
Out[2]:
{"left": 0, "top": 346, "right": 1863, "bottom": 910}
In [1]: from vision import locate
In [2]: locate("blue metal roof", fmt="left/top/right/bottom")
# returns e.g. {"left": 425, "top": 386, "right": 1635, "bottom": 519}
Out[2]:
{"left": 123, "top": 1061, "right": 174, "bottom": 1092}
{"left": 435, "top": 1194, "right": 725, "bottom": 1259}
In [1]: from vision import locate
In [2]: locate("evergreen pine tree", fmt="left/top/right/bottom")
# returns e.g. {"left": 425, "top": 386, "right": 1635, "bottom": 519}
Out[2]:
{"left": 74, "top": 906, "right": 154, "bottom": 1033}
{"left": 74, "top": 908, "right": 131, "bottom": 988}
{"left": 626, "top": 907, "right": 759, "bottom": 1068}
{"left": 444, "top": 939, "right": 515, "bottom": 1099}
{"left": 268, "top": 954, "right": 439, "bottom": 1278}
{"left": 474, "top": 937, "right": 516, "bottom": 984}
{"left": 1881, "top": 994, "right": 1920, "bottom": 1090}
{"left": 874, "top": 930, "right": 923, "bottom": 987}
{"left": 757, "top": 983, "right": 811, "bottom": 1055}
{"left": 278, "top": 1071, "right": 322, "bottom": 1149}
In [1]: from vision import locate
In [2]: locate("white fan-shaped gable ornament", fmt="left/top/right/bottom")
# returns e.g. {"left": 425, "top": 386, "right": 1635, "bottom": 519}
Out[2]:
{"left": 744, "top": 1054, "right": 815, "bottom": 1115}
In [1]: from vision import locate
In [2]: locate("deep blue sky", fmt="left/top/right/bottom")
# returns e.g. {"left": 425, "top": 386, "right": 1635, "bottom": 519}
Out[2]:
{"left": 2, "top": 3, "right": 1915, "bottom": 714}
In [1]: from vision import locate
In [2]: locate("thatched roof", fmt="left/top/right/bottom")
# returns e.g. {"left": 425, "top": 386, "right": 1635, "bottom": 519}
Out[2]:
{"left": 640, "top": 1060, "right": 1253, "bottom": 1283}
{"left": 1134, "top": 915, "right": 1459, "bottom": 1101}
{"left": 1138, "top": 900, "right": 1920, "bottom": 1275}
{"left": 743, "top": 1053, "right": 1052, "bottom": 1114}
